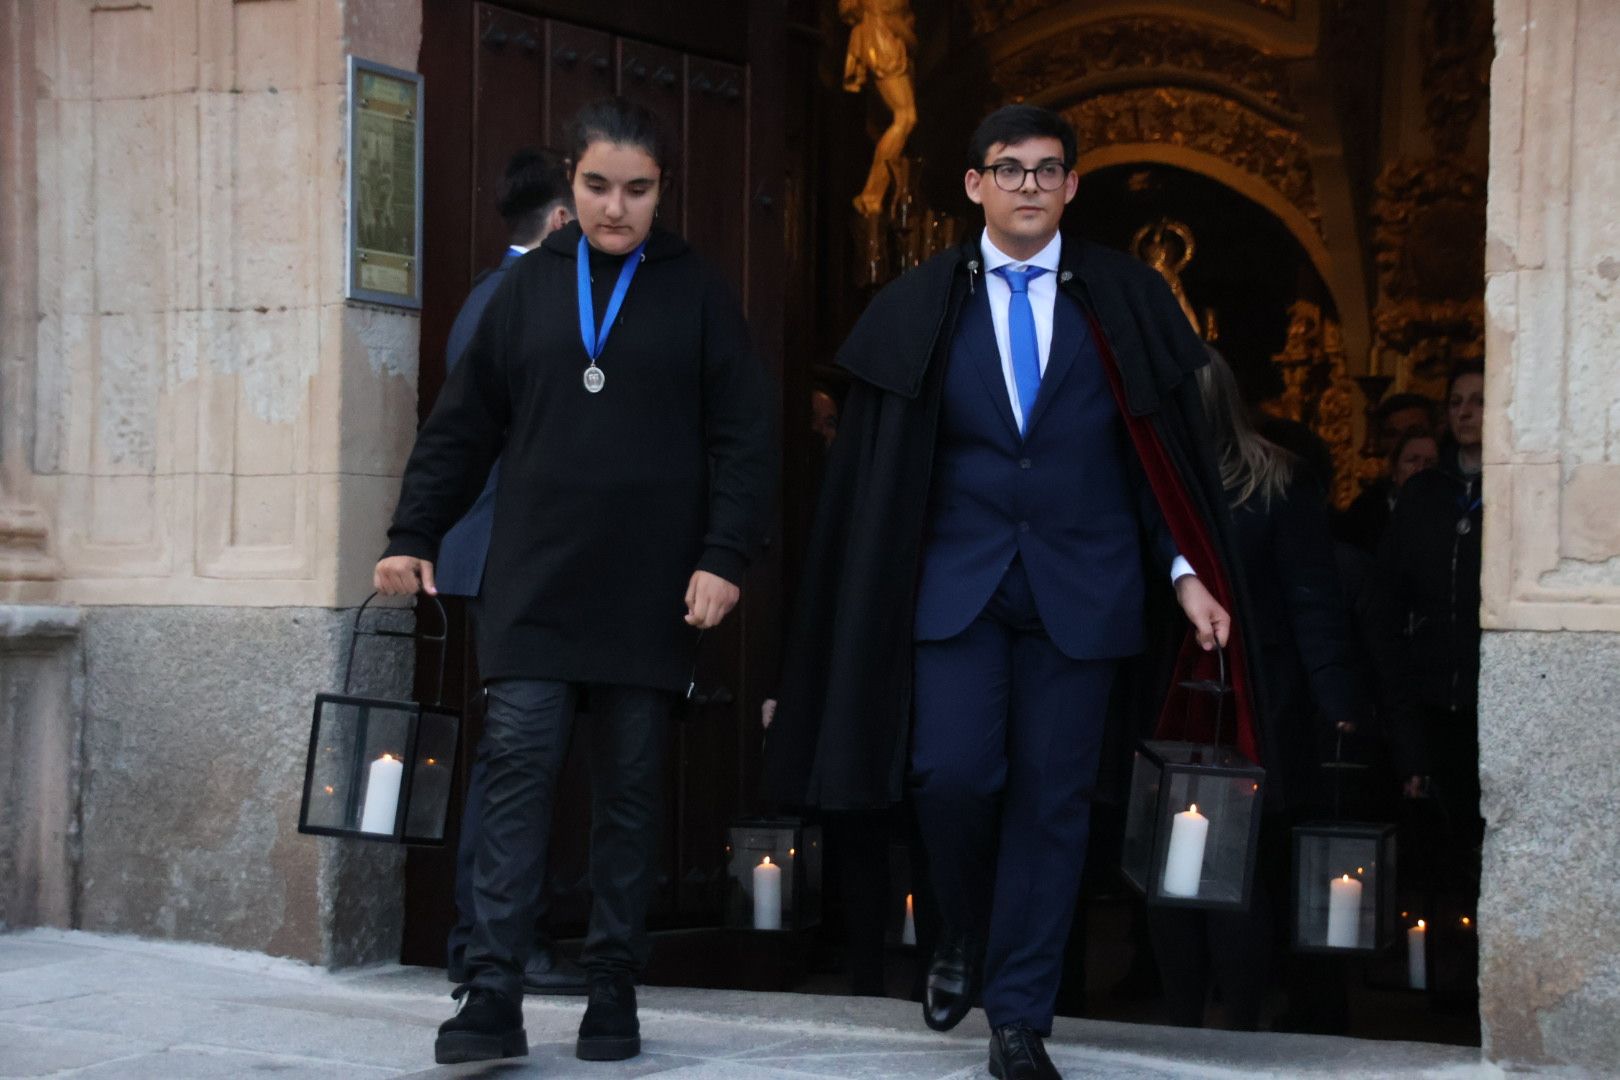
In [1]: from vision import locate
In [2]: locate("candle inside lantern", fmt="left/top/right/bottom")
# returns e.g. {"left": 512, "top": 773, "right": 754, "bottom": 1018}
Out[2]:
{"left": 1162, "top": 803, "right": 1209, "bottom": 897}
{"left": 1326, "top": 874, "right": 1363, "bottom": 948}
{"left": 753, "top": 856, "right": 782, "bottom": 930}
{"left": 1408, "top": 920, "right": 1428, "bottom": 990}
{"left": 358, "top": 753, "right": 404, "bottom": 834}
{"left": 901, "top": 892, "right": 917, "bottom": 946}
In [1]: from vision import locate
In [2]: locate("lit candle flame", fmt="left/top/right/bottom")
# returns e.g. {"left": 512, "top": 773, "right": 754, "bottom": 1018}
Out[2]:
{"left": 761, "top": 856, "right": 772, "bottom": 867}
{"left": 1461, "top": 916, "right": 1472, "bottom": 927}
{"left": 1341, "top": 874, "right": 1352, "bottom": 883}
{"left": 1416, "top": 919, "right": 1426, "bottom": 930}
{"left": 789, "top": 848, "right": 796, "bottom": 857}
{"left": 1189, "top": 803, "right": 1199, "bottom": 814}
{"left": 378, "top": 753, "right": 398, "bottom": 762}
{"left": 323, "top": 785, "right": 335, "bottom": 795}
{"left": 425, "top": 757, "right": 437, "bottom": 766}
{"left": 1357, "top": 867, "right": 1365, "bottom": 875}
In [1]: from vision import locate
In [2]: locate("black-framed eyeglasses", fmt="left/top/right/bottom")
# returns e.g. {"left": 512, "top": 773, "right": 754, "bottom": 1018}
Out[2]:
{"left": 977, "top": 159, "right": 1070, "bottom": 192}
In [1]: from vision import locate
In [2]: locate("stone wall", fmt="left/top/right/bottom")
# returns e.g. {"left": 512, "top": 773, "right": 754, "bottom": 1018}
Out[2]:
{"left": 1481, "top": 1, "right": 1620, "bottom": 1068}
{"left": 75, "top": 607, "right": 408, "bottom": 966}
{"left": 0, "top": 607, "right": 82, "bottom": 931}
{"left": 0, "top": 0, "right": 421, "bottom": 609}
{"left": 0, "top": 0, "right": 425, "bottom": 966}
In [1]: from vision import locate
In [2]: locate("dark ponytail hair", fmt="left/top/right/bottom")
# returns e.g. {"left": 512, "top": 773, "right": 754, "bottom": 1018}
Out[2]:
{"left": 568, "top": 97, "right": 673, "bottom": 180}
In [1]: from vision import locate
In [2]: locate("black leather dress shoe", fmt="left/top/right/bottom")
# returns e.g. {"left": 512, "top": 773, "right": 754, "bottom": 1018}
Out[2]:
{"left": 923, "top": 938, "right": 974, "bottom": 1032}
{"left": 524, "top": 947, "right": 589, "bottom": 995}
{"left": 989, "top": 1023, "right": 1060, "bottom": 1079}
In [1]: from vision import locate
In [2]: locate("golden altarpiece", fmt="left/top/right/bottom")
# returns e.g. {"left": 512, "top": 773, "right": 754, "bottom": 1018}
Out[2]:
{"left": 823, "top": 0, "right": 1490, "bottom": 511}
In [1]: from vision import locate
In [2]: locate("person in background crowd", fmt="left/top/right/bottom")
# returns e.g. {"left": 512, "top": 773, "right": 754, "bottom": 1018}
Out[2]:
{"left": 1368, "top": 360, "right": 1484, "bottom": 1010}
{"left": 375, "top": 97, "right": 775, "bottom": 1065}
{"left": 1337, "top": 393, "right": 1439, "bottom": 553}
{"left": 1149, "top": 349, "right": 1367, "bottom": 1032}
{"left": 437, "top": 147, "right": 587, "bottom": 999}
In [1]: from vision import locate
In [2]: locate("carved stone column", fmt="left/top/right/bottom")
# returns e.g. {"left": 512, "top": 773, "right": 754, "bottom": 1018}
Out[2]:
{"left": 0, "top": 0, "right": 61, "bottom": 588}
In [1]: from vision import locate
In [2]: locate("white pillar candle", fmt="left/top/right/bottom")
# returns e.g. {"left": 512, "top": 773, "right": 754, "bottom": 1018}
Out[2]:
{"left": 1161, "top": 803, "right": 1209, "bottom": 897}
{"left": 358, "top": 753, "right": 404, "bottom": 835}
{"left": 901, "top": 893, "right": 916, "bottom": 946}
{"left": 753, "top": 856, "right": 783, "bottom": 930}
{"left": 1326, "top": 874, "right": 1363, "bottom": 948}
{"left": 1408, "top": 920, "right": 1427, "bottom": 990}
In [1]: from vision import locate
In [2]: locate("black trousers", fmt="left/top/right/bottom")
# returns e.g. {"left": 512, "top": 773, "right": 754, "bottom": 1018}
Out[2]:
{"left": 447, "top": 753, "right": 553, "bottom": 970}
{"left": 464, "top": 678, "right": 672, "bottom": 1002}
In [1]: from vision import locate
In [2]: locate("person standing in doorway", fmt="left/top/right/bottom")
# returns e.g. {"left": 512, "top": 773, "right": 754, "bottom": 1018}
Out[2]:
{"left": 767, "top": 105, "right": 1260, "bottom": 1080}
{"left": 1369, "top": 360, "right": 1485, "bottom": 1009}
{"left": 375, "top": 98, "right": 775, "bottom": 1066}
{"left": 436, "top": 147, "right": 588, "bottom": 998}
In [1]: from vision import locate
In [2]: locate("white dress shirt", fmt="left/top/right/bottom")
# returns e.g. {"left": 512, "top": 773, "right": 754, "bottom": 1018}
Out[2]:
{"left": 978, "top": 228, "right": 1195, "bottom": 584}
{"left": 980, "top": 229, "right": 1062, "bottom": 429}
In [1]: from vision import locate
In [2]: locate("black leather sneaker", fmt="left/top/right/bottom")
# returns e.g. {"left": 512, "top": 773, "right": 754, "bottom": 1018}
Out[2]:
{"left": 575, "top": 971, "right": 640, "bottom": 1061}
{"left": 435, "top": 986, "right": 527, "bottom": 1064}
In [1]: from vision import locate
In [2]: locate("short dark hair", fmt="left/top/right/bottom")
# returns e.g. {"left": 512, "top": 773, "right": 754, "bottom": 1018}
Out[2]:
{"left": 1446, "top": 359, "right": 1485, "bottom": 398}
{"left": 967, "top": 104, "right": 1078, "bottom": 170}
{"left": 498, "top": 147, "right": 571, "bottom": 244}
{"left": 1375, "top": 391, "right": 1437, "bottom": 426}
{"left": 568, "top": 97, "right": 673, "bottom": 178}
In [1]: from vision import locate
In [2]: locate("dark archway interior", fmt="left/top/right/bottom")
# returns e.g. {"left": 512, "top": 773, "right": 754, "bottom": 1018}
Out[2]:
{"left": 1068, "top": 163, "right": 1333, "bottom": 405}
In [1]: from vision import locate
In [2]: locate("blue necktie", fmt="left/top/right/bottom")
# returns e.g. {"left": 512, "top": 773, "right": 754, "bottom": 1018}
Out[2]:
{"left": 993, "top": 265, "right": 1048, "bottom": 434}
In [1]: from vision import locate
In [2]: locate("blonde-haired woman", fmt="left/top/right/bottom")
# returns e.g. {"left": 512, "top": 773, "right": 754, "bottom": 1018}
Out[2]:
{"left": 1148, "top": 349, "right": 1368, "bottom": 1032}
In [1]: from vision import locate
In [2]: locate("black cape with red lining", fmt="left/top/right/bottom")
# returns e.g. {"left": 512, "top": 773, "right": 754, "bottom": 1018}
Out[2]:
{"left": 764, "top": 233, "right": 1268, "bottom": 811}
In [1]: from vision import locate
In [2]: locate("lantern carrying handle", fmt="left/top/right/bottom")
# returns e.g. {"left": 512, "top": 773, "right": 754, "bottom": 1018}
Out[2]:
{"left": 343, "top": 591, "right": 450, "bottom": 706}
{"left": 1176, "top": 644, "right": 1230, "bottom": 755}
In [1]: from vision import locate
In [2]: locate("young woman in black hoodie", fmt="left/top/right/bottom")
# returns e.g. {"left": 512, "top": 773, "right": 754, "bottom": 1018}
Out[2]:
{"left": 374, "top": 98, "right": 774, "bottom": 1065}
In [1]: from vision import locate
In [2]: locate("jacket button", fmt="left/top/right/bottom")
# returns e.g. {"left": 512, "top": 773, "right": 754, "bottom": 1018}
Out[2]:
{"left": 1018, "top": 521, "right": 1030, "bottom": 533}
{"left": 1019, "top": 458, "right": 1032, "bottom": 470}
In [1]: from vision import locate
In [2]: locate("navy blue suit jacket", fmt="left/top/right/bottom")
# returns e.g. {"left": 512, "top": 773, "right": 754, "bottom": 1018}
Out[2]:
{"left": 913, "top": 278, "right": 1175, "bottom": 658}
{"left": 433, "top": 251, "right": 518, "bottom": 597}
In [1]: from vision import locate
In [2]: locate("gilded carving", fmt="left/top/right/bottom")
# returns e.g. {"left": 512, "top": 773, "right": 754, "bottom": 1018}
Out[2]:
{"left": 1062, "top": 88, "right": 1322, "bottom": 235}
{"left": 1371, "top": 158, "right": 1485, "bottom": 392}
{"left": 1419, "top": 0, "right": 1491, "bottom": 155}
{"left": 1266, "top": 301, "right": 1361, "bottom": 510}
{"left": 969, "top": 0, "right": 1293, "bottom": 35}
{"left": 994, "top": 18, "right": 1298, "bottom": 117}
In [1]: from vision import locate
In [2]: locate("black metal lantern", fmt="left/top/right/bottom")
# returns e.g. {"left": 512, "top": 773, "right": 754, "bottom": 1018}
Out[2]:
{"left": 298, "top": 594, "right": 458, "bottom": 845}
{"left": 1121, "top": 650, "right": 1265, "bottom": 910}
{"left": 724, "top": 818, "right": 822, "bottom": 931}
{"left": 1291, "top": 821, "right": 1397, "bottom": 953}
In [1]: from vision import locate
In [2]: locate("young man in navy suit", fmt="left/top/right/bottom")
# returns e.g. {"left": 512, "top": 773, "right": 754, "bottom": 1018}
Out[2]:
{"left": 439, "top": 148, "right": 585, "bottom": 996}
{"left": 769, "top": 106, "right": 1251, "bottom": 1080}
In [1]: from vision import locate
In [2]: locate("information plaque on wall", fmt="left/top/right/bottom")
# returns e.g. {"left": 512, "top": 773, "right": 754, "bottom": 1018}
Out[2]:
{"left": 346, "top": 56, "right": 424, "bottom": 309}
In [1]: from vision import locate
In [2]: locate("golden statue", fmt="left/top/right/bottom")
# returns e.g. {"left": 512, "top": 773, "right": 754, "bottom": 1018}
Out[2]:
{"left": 1131, "top": 218, "right": 1205, "bottom": 337}
{"left": 841, "top": 0, "right": 918, "bottom": 217}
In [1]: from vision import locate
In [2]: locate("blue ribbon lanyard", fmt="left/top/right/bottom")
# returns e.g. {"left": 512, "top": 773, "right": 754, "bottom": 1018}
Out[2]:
{"left": 577, "top": 233, "right": 647, "bottom": 365}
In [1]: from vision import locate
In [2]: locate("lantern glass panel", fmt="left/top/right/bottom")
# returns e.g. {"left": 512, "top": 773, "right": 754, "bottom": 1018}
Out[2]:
{"left": 402, "top": 708, "right": 458, "bottom": 842}
{"left": 1293, "top": 823, "right": 1397, "bottom": 953}
{"left": 1120, "top": 749, "right": 1164, "bottom": 895}
{"left": 724, "top": 820, "right": 821, "bottom": 931}
{"left": 1121, "top": 741, "right": 1264, "bottom": 909}
{"left": 1159, "top": 765, "right": 1260, "bottom": 906}
{"left": 303, "top": 697, "right": 415, "bottom": 837}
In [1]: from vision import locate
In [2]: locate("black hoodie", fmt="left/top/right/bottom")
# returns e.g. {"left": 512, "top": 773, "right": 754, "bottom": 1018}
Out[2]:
{"left": 384, "top": 223, "right": 776, "bottom": 692}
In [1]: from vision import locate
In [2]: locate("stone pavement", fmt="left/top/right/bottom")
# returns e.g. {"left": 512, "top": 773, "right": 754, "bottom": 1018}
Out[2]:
{"left": 0, "top": 929, "right": 1548, "bottom": 1079}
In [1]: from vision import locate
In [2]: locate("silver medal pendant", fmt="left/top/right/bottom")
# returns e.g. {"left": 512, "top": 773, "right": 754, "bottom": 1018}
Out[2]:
{"left": 583, "top": 363, "right": 605, "bottom": 394}
{"left": 1456, "top": 517, "right": 1472, "bottom": 535}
